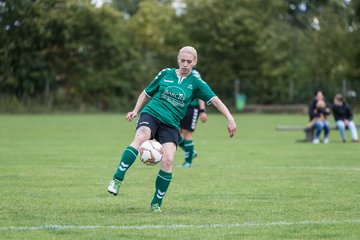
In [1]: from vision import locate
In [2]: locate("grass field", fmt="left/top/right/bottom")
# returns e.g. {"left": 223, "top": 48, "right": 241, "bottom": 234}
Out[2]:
{"left": 0, "top": 113, "right": 359, "bottom": 239}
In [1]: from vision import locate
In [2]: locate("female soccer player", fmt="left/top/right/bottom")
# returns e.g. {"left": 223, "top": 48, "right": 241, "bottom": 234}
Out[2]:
{"left": 107, "top": 46, "right": 237, "bottom": 212}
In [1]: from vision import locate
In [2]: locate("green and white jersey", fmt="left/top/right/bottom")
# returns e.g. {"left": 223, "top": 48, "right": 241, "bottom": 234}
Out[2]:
{"left": 189, "top": 98, "right": 200, "bottom": 108}
{"left": 142, "top": 68, "right": 216, "bottom": 129}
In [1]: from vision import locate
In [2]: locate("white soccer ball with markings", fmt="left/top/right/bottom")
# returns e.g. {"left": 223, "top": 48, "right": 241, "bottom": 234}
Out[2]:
{"left": 139, "top": 140, "right": 163, "bottom": 166}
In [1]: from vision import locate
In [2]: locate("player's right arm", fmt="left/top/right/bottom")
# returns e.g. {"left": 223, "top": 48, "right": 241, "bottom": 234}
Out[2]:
{"left": 126, "top": 91, "right": 149, "bottom": 122}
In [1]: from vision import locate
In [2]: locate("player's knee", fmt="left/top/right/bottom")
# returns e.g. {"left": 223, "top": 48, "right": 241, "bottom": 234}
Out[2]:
{"left": 161, "top": 157, "right": 174, "bottom": 170}
{"left": 131, "top": 127, "right": 151, "bottom": 148}
{"left": 131, "top": 137, "right": 148, "bottom": 149}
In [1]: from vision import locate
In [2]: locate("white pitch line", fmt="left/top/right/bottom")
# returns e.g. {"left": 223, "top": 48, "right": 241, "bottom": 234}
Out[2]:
{"left": 1, "top": 219, "right": 359, "bottom": 231}
{"left": 266, "top": 166, "right": 360, "bottom": 172}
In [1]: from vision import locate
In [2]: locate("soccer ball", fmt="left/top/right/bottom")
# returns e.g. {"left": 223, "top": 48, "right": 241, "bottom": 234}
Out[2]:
{"left": 139, "top": 140, "right": 163, "bottom": 166}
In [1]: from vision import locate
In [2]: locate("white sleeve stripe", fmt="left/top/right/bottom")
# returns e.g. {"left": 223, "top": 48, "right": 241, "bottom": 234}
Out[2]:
{"left": 206, "top": 96, "right": 216, "bottom": 105}
{"left": 144, "top": 90, "right": 152, "bottom": 98}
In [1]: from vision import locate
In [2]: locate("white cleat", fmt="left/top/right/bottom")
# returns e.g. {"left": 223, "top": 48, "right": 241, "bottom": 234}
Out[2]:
{"left": 312, "top": 138, "right": 320, "bottom": 144}
{"left": 151, "top": 203, "right": 162, "bottom": 213}
{"left": 182, "top": 162, "right": 192, "bottom": 168}
{"left": 107, "top": 179, "right": 121, "bottom": 196}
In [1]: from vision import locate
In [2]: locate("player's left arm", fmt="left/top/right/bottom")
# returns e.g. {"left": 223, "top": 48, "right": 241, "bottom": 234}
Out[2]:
{"left": 210, "top": 97, "right": 237, "bottom": 138}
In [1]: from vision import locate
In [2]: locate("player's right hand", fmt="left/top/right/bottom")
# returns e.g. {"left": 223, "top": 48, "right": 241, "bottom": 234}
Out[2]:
{"left": 126, "top": 111, "right": 137, "bottom": 122}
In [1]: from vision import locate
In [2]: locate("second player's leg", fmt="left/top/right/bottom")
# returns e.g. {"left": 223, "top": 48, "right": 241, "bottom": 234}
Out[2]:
{"left": 182, "top": 129, "right": 195, "bottom": 166}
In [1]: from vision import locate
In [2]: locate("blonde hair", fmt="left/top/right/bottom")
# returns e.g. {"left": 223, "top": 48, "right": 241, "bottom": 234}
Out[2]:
{"left": 178, "top": 46, "right": 197, "bottom": 61}
{"left": 316, "top": 99, "right": 326, "bottom": 108}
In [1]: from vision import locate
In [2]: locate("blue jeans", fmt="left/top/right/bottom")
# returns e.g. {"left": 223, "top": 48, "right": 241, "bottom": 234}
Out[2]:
{"left": 336, "top": 120, "right": 358, "bottom": 141}
{"left": 314, "top": 120, "right": 330, "bottom": 139}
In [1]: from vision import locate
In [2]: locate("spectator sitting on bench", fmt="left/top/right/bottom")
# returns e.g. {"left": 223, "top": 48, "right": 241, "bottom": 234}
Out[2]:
{"left": 309, "top": 99, "right": 331, "bottom": 144}
{"left": 332, "top": 94, "right": 359, "bottom": 143}
{"left": 308, "top": 90, "right": 330, "bottom": 121}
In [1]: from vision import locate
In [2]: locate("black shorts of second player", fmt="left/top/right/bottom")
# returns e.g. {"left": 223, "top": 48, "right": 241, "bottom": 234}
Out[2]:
{"left": 180, "top": 107, "right": 200, "bottom": 132}
{"left": 136, "top": 113, "right": 179, "bottom": 145}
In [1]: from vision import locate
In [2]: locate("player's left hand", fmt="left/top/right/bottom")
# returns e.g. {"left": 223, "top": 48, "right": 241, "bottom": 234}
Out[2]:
{"left": 200, "top": 112, "right": 207, "bottom": 123}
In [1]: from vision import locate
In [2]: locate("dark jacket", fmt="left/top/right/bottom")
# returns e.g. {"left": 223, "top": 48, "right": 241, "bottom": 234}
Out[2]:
{"left": 312, "top": 107, "right": 330, "bottom": 119}
{"left": 332, "top": 102, "right": 353, "bottom": 121}
{"left": 308, "top": 99, "right": 331, "bottom": 120}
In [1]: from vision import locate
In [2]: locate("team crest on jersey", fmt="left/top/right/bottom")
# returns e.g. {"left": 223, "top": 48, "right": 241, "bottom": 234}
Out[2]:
{"left": 161, "top": 86, "right": 186, "bottom": 107}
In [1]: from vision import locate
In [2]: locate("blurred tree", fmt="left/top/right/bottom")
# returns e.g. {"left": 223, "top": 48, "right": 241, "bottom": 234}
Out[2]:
{"left": 180, "top": 0, "right": 359, "bottom": 104}
{"left": 1, "top": 0, "right": 359, "bottom": 111}
{"left": 121, "top": 0, "right": 189, "bottom": 92}
{"left": 285, "top": 0, "right": 358, "bottom": 99}
{"left": 0, "top": 0, "right": 147, "bottom": 111}
{"left": 179, "top": 0, "right": 262, "bottom": 102}
{"left": 0, "top": 0, "right": 54, "bottom": 102}
{"left": 349, "top": 0, "right": 360, "bottom": 94}
{"left": 44, "top": 1, "right": 141, "bottom": 110}
{"left": 111, "top": 0, "right": 142, "bottom": 16}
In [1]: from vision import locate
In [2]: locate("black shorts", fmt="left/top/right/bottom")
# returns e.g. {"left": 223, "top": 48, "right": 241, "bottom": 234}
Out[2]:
{"left": 180, "top": 107, "right": 200, "bottom": 132}
{"left": 136, "top": 113, "right": 179, "bottom": 145}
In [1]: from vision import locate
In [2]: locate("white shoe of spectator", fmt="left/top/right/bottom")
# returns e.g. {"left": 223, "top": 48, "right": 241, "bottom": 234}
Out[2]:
{"left": 323, "top": 138, "right": 329, "bottom": 144}
{"left": 313, "top": 138, "right": 320, "bottom": 144}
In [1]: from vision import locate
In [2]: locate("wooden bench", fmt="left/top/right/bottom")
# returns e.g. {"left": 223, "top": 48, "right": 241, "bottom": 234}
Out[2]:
{"left": 275, "top": 124, "right": 360, "bottom": 142}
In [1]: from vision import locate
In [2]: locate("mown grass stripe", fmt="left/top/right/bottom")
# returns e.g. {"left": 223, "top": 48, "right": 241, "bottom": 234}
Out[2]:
{"left": 1, "top": 219, "right": 359, "bottom": 231}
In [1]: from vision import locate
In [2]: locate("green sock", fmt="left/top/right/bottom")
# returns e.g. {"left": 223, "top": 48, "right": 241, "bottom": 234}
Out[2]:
{"left": 183, "top": 140, "right": 194, "bottom": 164}
{"left": 113, "top": 146, "right": 138, "bottom": 181}
{"left": 178, "top": 135, "right": 185, "bottom": 150}
{"left": 151, "top": 170, "right": 172, "bottom": 206}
